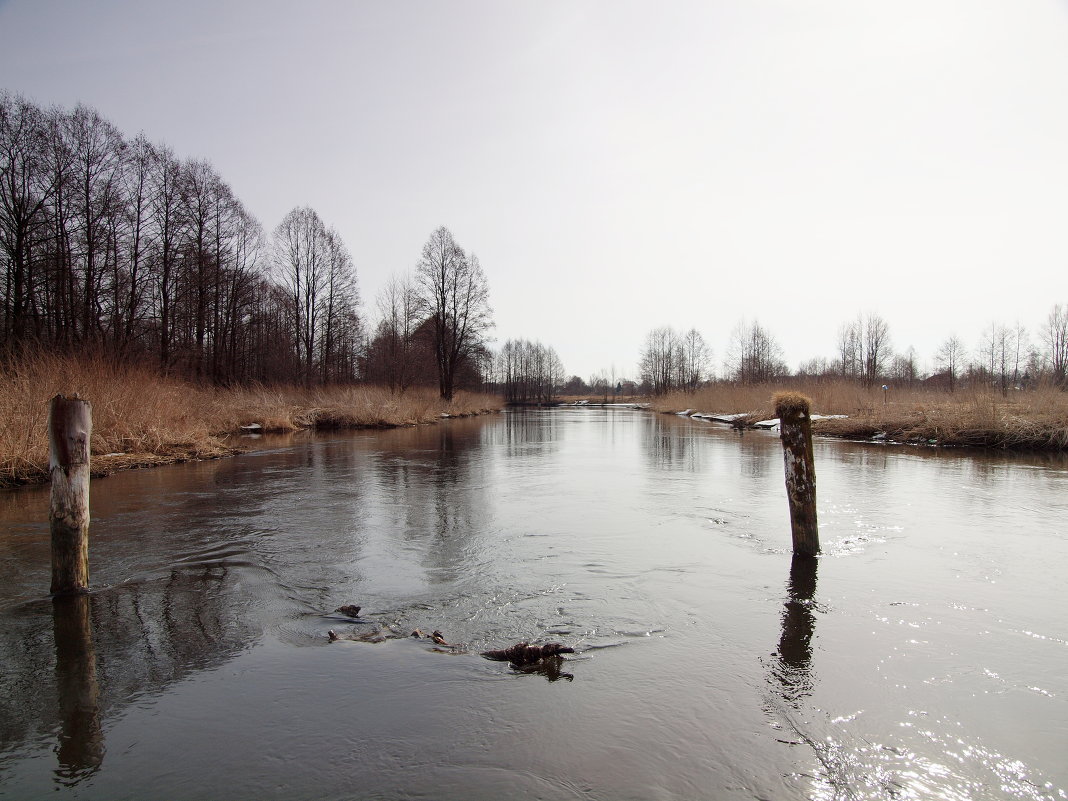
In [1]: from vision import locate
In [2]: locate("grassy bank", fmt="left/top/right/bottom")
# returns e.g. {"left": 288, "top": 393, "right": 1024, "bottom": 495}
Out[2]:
{"left": 649, "top": 380, "right": 1068, "bottom": 450}
{"left": 0, "top": 352, "right": 501, "bottom": 488}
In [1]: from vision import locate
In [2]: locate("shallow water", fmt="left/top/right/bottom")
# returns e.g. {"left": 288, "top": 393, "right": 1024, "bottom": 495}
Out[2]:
{"left": 0, "top": 407, "right": 1065, "bottom": 800}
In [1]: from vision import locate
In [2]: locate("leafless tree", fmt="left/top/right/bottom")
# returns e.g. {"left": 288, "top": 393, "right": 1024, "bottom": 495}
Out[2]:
{"left": 835, "top": 319, "right": 862, "bottom": 379}
{"left": 414, "top": 226, "right": 492, "bottom": 400}
{"left": 639, "top": 326, "right": 678, "bottom": 395}
{"left": 888, "top": 346, "right": 919, "bottom": 387}
{"left": 725, "top": 319, "right": 787, "bottom": 383}
{"left": 365, "top": 273, "right": 423, "bottom": 391}
{"left": 271, "top": 206, "right": 332, "bottom": 384}
{"left": 496, "top": 339, "right": 565, "bottom": 403}
{"left": 935, "top": 335, "right": 964, "bottom": 392}
{"left": 862, "top": 313, "right": 891, "bottom": 387}
{"left": 1040, "top": 304, "right": 1068, "bottom": 386}
{"left": 0, "top": 92, "right": 56, "bottom": 348}
{"left": 67, "top": 104, "right": 125, "bottom": 343}
{"left": 639, "top": 325, "right": 712, "bottom": 394}
{"left": 680, "top": 327, "right": 712, "bottom": 389}
{"left": 979, "top": 321, "right": 1028, "bottom": 395}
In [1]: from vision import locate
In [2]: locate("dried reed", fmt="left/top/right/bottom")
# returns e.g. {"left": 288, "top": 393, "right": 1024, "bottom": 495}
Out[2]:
{"left": 0, "top": 351, "right": 501, "bottom": 487}
{"left": 651, "top": 380, "right": 1068, "bottom": 450}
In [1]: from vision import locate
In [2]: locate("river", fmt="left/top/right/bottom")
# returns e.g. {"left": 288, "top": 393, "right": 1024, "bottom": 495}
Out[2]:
{"left": 0, "top": 407, "right": 1065, "bottom": 800}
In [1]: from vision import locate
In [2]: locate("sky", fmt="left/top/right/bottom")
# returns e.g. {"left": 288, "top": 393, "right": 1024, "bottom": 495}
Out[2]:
{"left": 2, "top": 0, "right": 1067, "bottom": 381}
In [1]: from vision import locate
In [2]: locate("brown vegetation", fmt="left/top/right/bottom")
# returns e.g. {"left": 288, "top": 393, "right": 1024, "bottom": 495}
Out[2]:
{"left": 0, "top": 351, "right": 501, "bottom": 488}
{"left": 650, "top": 379, "right": 1068, "bottom": 450}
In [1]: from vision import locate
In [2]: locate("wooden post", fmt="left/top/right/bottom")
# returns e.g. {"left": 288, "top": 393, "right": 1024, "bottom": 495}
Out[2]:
{"left": 49, "top": 394, "right": 92, "bottom": 595}
{"left": 774, "top": 392, "right": 819, "bottom": 557}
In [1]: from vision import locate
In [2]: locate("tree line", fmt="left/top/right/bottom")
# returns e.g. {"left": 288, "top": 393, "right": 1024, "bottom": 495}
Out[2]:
{"left": 636, "top": 309, "right": 1068, "bottom": 395}
{"left": 1, "top": 93, "right": 495, "bottom": 398}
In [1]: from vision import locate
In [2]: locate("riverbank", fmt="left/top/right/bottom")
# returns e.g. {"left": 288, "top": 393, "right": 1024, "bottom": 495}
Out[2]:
{"left": 0, "top": 352, "right": 501, "bottom": 488}
{"left": 649, "top": 380, "right": 1068, "bottom": 450}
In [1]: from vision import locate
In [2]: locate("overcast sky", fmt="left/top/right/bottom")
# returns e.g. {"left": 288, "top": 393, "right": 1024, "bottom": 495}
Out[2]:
{"left": 2, "top": 0, "right": 1067, "bottom": 380}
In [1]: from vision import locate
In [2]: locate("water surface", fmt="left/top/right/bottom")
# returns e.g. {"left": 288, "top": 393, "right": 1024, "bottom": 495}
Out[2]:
{"left": 1, "top": 408, "right": 1065, "bottom": 799}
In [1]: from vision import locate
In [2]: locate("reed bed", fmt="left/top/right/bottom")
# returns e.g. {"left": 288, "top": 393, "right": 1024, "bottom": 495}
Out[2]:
{"left": 0, "top": 352, "right": 501, "bottom": 488}
{"left": 650, "top": 380, "right": 1068, "bottom": 450}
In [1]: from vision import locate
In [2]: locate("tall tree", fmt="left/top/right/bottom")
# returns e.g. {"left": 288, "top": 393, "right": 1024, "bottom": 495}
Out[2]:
{"left": 639, "top": 326, "right": 679, "bottom": 395}
{"left": 1040, "top": 304, "right": 1068, "bottom": 386}
{"left": 366, "top": 273, "right": 423, "bottom": 391}
{"left": 271, "top": 206, "right": 331, "bottom": 384}
{"left": 935, "top": 335, "right": 964, "bottom": 392}
{"left": 0, "top": 93, "right": 54, "bottom": 348}
{"left": 67, "top": 104, "right": 125, "bottom": 343}
{"left": 414, "top": 226, "right": 492, "bottom": 400}
{"left": 862, "top": 313, "right": 891, "bottom": 387}
{"left": 726, "top": 319, "right": 787, "bottom": 383}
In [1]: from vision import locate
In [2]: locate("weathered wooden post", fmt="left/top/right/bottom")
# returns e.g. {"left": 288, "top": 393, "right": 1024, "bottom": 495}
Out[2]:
{"left": 49, "top": 394, "right": 92, "bottom": 595}
{"left": 774, "top": 392, "right": 819, "bottom": 557}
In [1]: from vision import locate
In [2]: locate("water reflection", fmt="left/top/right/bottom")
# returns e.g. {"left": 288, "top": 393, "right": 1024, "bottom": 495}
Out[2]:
{"left": 770, "top": 555, "right": 819, "bottom": 706}
{"left": 52, "top": 594, "right": 103, "bottom": 784}
{"left": 0, "top": 566, "right": 260, "bottom": 780}
{"left": 490, "top": 407, "right": 563, "bottom": 454}
{"left": 642, "top": 414, "right": 703, "bottom": 471}
{"left": 514, "top": 655, "right": 574, "bottom": 682}
{"left": 369, "top": 422, "right": 490, "bottom": 586}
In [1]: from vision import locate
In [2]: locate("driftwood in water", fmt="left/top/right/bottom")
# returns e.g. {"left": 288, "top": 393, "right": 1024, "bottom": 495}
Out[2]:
{"left": 480, "top": 642, "right": 574, "bottom": 666}
{"left": 334, "top": 605, "right": 362, "bottom": 618}
{"left": 49, "top": 395, "right": 93, "bottom": 595}
{"left": 774, "top": 392, "right": 820, "bottom": 557}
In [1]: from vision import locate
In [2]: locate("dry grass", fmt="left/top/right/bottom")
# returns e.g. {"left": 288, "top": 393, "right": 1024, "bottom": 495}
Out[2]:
{"left": 650, "top": 379, "right": 1068, "bottom": 450}
{"left": 0, "top": 351, "right": 501, "bottom": 487}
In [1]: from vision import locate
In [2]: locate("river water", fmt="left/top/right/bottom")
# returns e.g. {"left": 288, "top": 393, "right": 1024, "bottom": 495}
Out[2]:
{"left": 0, "top": 407, "right": 1065, "bottom": 800}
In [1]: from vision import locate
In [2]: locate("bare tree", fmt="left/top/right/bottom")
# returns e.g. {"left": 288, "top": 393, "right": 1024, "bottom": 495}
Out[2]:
{"left": 888, "top": 346, "right": 919, "bottom": 387}
{"left": 496, "top": 339, "right": 565, "bottom": 403}
{"left": 862, "top": 313, "right": 891, "bottom": 387}
{"left": 414, "top": 226, "right": 492, "bottom": 400}
{"left": 317, "top": 226, "right": 361, "bottom": 383}
{"left": 725, "top": 319, "right": 787, "bottom": 383}
{"left": 639, "top": 325, "right": 711, "bottom": 394}
{"left": 680, "top": 327, "right": 712, "bottom": 389}
{"left": 67, "top": 104, "right": 125, "bottom": 343}
{"left": 979, "top": 321, "right": 1026, "bottom": 395}
{"left": 366, "top": 273, "right": 423, "bottom": 391}
{"left": 271, "top": 206, "right": 331, "bottom": 384}
{"left": 0, "top": 92, "right": 56, "bottom": 348}
{"left": 1040, "top": 304, "right": 1068, "bottom": 386}
{"left": 935, "top": 335, "right": 964, "bottom": 392}
{"left": 835, "top": 318, "right": 862, "bottom": 379}
{"left": 639, "top": 326, "right": 678, "bottom": 395}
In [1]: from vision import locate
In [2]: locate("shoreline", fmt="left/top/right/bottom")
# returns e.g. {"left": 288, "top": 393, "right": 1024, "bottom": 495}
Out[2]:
{"left": 6, "top": 409, "right": 503, "bottom": 490}
{"left": 0, "top": 368, "right": 503, "bottom": 490}
{"left": 661, "top": 406, "right": 1068, "bottom": 453}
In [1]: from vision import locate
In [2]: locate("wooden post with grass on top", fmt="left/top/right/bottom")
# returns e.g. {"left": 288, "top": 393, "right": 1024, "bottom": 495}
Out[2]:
{"left": 49, "top": 394, "right": 92, "bottom": 595}
{"left": 774, "top": 391, "right": 820, "bottom": 557}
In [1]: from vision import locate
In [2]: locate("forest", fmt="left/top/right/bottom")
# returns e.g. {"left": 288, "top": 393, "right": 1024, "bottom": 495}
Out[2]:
{"left": 0, "top": 92, "right": 502, "bottom": 400}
